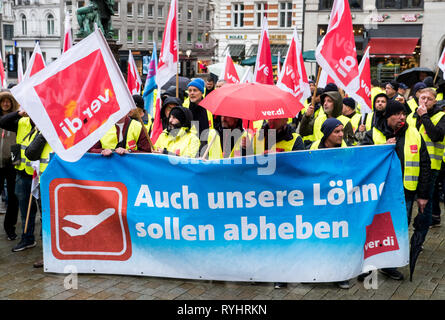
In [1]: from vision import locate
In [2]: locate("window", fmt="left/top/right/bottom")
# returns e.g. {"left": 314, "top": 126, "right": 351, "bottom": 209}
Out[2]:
{"left": 47, "top": 14, "right": 55, "bottom": 35}
{"left": 197, "top": 33, "right": 202, "bottom": 42}
{"left": 138, "top": 29, "right": 144, "bottom": 43}
{"left": 137, "top": 3, "right": 144, "bottom": 17}
{"left": 147, "top": 29, "right": 153, "bottom": 41}
{"left": 206, "top": 10, "right": 210, "bottom": 21}
{"left": 147, "top": 4, "right": 154, "bottom": 17}
{"left": 127, "top": 2, "right": 133, "bottom": 17}
{"left": 232, "top": 4, "right": 244, "bottom": 27}
{"left": 279, "top": 2, "right": 292, "bottom": 28}
{"left": 198, "top": 8, "right": 203, "bottom": 21}
{"left": 113, "top": 1, "right": 119, "bottom": 15}
{"left": 320, "top": 0, "right": 362, "bottom": 9}
{"left": 158, "top": 29, "right": 163, "bottom": 41}
{"left": 21, "top": 14, "right": 27, "bottom": 35}
{"left": 255, "top": 3, "right": 267, "bottom": 27}
{"left": 127, "top": 29, "right": 134, "bottom": 42}
{"left": 158, "top": 5, "right": 164, "bottom": 18}
{"left": 187, "top": 31, "right": 192, "bottom": 44}
{"left": 376, "top": 0, "right": 423, "bottom": 9}
{"left": 113, "top": 29, "right": 120, "bottom": 41}
{"left": 3, "top": 25, "right": 13, "bottom": 40}
{"left": 187, "top": 8, "right": 193, "bottom": 21}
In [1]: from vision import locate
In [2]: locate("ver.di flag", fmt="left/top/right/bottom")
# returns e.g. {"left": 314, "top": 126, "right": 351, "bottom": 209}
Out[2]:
{"left": 254, "top": 16, "right": 274, "bottom": 85}
{"left": 315, "top": 0, "right": 359, "bottom": 95}
{"left": 127, "top": 50, "right": 142, "bottom": 94}
{"left": 157, "top": 0, "right": 178, "bottom": 89}
{"left": 439, "top": 46, "right": 445, "bottom": 80}
{"left": 23, "top": 42, "right": 46, "bottom": 80}
{"left": 17, "top": 51, "right": 24, "bottom": 83}
{"left": 63, "top": 13, "right": 73, "bottom": 52}
{"left": 277, "top": 28, "right": 310, "bottom": 109}
{"left": 221, "top": 53, "right": 240, "bottom": 84}
{"left": 350, "top": 46, "right": 372, "bottom": 116}
{"left": 10, "top": 29, "right": 136, "bottom": 162}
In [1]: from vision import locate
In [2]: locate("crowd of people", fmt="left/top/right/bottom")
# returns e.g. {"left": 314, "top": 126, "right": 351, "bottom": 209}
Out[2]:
{"left": 0, "top": 71, "right": 444, "bottom": 290}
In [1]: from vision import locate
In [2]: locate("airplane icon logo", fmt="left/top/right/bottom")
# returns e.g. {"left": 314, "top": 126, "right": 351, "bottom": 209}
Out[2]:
{"left": 50, "top": 179, "right": 131, "bottom": 261}
{"left": 62, "top": 208, "right": 115, "bottom": 237}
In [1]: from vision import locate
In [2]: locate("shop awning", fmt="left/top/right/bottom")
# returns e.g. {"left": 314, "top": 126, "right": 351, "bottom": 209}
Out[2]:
{"left": 367, "top": 38, "right": 419, "bottom": 58}
{"left": 223, "top": 44, "right": 245, "bottom": 57}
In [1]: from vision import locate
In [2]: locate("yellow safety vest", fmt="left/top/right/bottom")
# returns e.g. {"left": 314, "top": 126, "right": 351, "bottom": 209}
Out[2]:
{"left": 183, "top": 98, "right": 214, "bottom": 129}
{"left": 206, "top": 129, "right": 223, "bottom": 160}
{"left": 15, "top": 117, "right": 38, "bottom": 175}
{"left": 372, "top": 126, "right": 421, "bottom": 191}
{"left": 407, "top": 98, "right": 418, "bottom": 114}
{"left": 406, "top": 111, "right": 445, "bottom": 170}
{"left": 310, "top": 139, "right": 347, "bottom": 150}
{"left": 154, "top": 127, "right": 201, "bottom": 158}
{"left": 100, "top": 120, "right": 142, "bottom": 150}
{"left": 254, "top": 131, "right": 301, "bottom": 154}
{"left": 39, "top": 143, "right": 52, "bottom": 174}
{"left": 349, "top": 113, "right": 362, "bottom": 133}
{"left": 313, "top": 114, "right": 350, "bottom": 141}
{"left": 437, "top": 92, "right": 443, "bottom": 101}
{"left": 365, "top": 112, "right": 375, "bottom": 131}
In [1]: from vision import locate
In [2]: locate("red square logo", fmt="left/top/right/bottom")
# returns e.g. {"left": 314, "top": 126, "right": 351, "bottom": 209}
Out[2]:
{"left": 364, "top": 212, "right": 399, "bottom": 259}
{"left": 34, "top": 49, "right": 120, "bottom": 150}
{"left": 410, "top": 145, "right": 418, "bottom": 154}
{"left": 49, "top": 179, "right": 131, "bottom": 261}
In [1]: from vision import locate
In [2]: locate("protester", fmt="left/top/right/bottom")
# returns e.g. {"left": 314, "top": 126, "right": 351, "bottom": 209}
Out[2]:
{"left": 254, "top": 118, "right": 304, "bottom": 155}
{"left": 89, "top": 112, "right": 152, "bottom": 155}
{"left": 301, "top": 90, "right": 355, "bottom": 146}
{"left": 215, "top": 116, "right": 246, "bottom": 158}
{"left": 215, "top": 80, "right": 226, "bottom": 89}
{"left": 297, "top": 87, "right": 324, "bottom": 146}
{"left": 361, "top": 100, "right": 432, "bottom": 281}
{"left": 130, "top": 94, "right": 153, "bottom": 136}
{"left": 0, "top": 91, "right": 19, "bottom": 242}
{"left": 161, "top": 96, "right": 182, "bottom": 130}
{"left": 342, "top": 97, "right": 361, "bottom": 134}
{"left": 154, "top": 106, "right": 200, "bottom": 158}
{"left": 205, "top": 74, "right": 216, "bottom": 96}
{"left": 356, "top": 93, "right": 389, "bottom": 144}
{"left": 309, "top": 117, "right": 347, "bottom": 150}
{"left": 0, "top": 109, "right": 39, "bottom": 252}
{"left": 186, "top": 78, "right": 214, "bottom": 136}
{"left": 24, "top": 129, "right": 52, "bottom": 268}
{"left": 407, "top": 82, "right": 427, "bottom": 113}
{"left": 406, "top": 88, "right": 445, "bottom": 228}
{"left": 385, "top": 81, "right": 400, "bottom": 101}
{"left": 398, "top": 83, "right": 409, "bottom": 99}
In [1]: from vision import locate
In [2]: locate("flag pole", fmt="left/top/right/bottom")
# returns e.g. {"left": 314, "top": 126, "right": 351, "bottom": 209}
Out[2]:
{"left": 433, "top": 66, "right": 440, "bottom": 84}
{"left": 23, "top": 191, "right": 34, "bottom": 234}
{"left": 201, "top": 132, "right": 218, "bottom": 160}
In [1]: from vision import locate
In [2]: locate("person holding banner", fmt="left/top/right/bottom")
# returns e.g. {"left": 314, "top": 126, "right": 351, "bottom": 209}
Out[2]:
{"left": 253, "top": 118, "right": 304, "bottom": 154}
{"left": 89, "top": 112, "right": 152, "bottom": 156}
{"left": 342, "top": 97, "right": 361, "bottom": 134}
{"left": 0, "top": 91, "right": 19, "bottom": 242}
{"left": 361, "top": 100, "right": 432, "bottom": 281}
{"left": 309, "top": 118, "right": 347, "bottom": 150}
{"left": 214, "top": 116, "right": 247, "bottom": 158}
{"left": 130, "top": 94, "right": 153, "bottom": 136}
{"left": 406, "top": 88, "right": 445, "bottom": 228}
{"left": 0, "top": 109, "right": 39, "bottom": 252}
{"left": 154, "top": 106, "right": 200, "bottom": 158}
{"left": 160, "top": 96, "right": 182, "bottom": 130}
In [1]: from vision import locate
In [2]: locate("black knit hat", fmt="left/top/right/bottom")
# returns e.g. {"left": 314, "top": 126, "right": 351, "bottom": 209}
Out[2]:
{"left": 324, "top": 83, "right": 338, "bottom": 92}
{"left": 343, "top": 97, "right": 356, "bottom": 109}
{"left": 384, "top": 100, "right": 406, "bottom": 118}
{"left": 169, "top": 106, "right": 187, "bottom": 126}
{"left": 321, "top": 118, "right": 343, "bottom": 139}
{"left": 132, "top": 94, "right": 144, "bottom": 109}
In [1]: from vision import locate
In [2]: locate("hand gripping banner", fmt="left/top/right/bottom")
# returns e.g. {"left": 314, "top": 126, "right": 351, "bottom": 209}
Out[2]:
{"left": 41, "top": 145, "right": 409, "bottom": 282}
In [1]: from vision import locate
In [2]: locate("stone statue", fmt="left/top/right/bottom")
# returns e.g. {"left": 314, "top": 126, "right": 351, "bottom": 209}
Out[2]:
{"left": 76, "top": 0, "right": 114, "bottom": 38}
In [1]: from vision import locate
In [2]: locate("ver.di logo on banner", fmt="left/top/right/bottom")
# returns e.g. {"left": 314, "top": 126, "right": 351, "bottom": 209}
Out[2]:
{"left": 49, "top": 179, "right": 131, "bottom": 261}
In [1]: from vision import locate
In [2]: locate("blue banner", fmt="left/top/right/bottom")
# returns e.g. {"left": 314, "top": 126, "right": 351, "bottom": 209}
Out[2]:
{"left": 41, "top": 145, "right": 409, "bottom": 282}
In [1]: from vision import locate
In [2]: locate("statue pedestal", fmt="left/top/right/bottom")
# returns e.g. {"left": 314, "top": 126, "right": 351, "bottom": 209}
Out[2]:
{"left": 74, "top": 37, "right": 122, "bottom": 64}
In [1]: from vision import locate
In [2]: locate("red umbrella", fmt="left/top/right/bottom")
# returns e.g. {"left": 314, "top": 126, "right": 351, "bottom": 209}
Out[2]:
{"left": 199, "top": 82, "right": 304, "bottom": 120}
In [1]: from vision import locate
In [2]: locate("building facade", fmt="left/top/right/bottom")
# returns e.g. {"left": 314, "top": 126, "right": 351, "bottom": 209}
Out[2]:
{"left": 65, "top": 0, "right": 214, "bottom": 80}
{"left": 304, "top": 0, "right": 445, "bottom": 83}
{"left": 211, "top": 0, "right": 305, "bottom": 66}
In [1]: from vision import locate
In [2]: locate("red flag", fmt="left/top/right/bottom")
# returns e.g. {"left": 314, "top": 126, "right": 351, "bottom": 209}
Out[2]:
{"left": 0, "top": 52, "right": 6, "bottom": 88}
{"left": 254, "top": 16, "right": 274, "bottom": 85}
{"left": 439, "top": 46, "right": 445, "bottom": 80}
{"left": 315, "top": 0, "right": 359, "bottom": 94}
{"left": 222, "top": 53, "right": 240, "bottom": 84}
{"left": 157, "top": 0, "right": 178, "bottom": 89}
{"left": 63, "top": 14, "right": 73, "bottom": 52}
{"left": 24, "top": 42, "right": 46, "bottom": 79}
{"left": 11, "top": 29, "right": 136, "bottom": 162}
{"left": 277, "top": 28, "right": 311, "bottom": 108}
{"left": 318, "top": 69, "right": 336, "bottom": 88}
{"left": 127, "top": 50, "right": 142, "bottom": 94}
{"left": 150, "top": 97, "right": 163, "bottom": 144}
{"left": 17, "top": 51, "right": 24, "bottom": 84}
{"left": 351, "top": 46, "right": 372, "bottom": 115}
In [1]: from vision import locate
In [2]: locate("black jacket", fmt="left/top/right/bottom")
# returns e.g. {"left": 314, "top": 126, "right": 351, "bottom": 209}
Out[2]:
{"left": 25, "top": 132, "right": 47, "bottom": 161}
{"left": 0, "top": 111, "right": 34, "bottom": 133}
{"left": 361, "top": 120, "right": 431, "bottom": 199}
{"left": 410, "top": 104, "right": 445, "bottom": 143}
{"left": 258, "top": 122, "right": 305, "bottom": 151}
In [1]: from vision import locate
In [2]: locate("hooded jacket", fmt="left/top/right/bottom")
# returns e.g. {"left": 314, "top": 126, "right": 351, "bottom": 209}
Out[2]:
{"left": 361, "top": 118, "right": 431, "bottom": 199}
{"left": 0, "top": 91, "right": 19, "bottom": 167}
{"left": 161, "top": 96, "right": 182, "bottom": 130}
